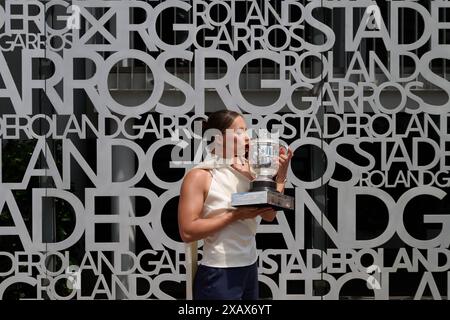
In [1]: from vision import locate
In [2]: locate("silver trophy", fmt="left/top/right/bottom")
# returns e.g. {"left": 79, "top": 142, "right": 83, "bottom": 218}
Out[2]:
{"left": 231, "top": 137, "right": 295, "bottom": 211}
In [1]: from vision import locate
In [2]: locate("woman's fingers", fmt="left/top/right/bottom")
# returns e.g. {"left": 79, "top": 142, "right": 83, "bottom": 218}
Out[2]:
{"left": 234, "top": 206, "right": 277, "bottom": 220}
{"left": 249, "top": 206, "right": 272, "bottom": 212}
{"left": 280, "top": 147, "right": 293, "bottom": 157}
{"left": 239, "top": 206, "right": 267, "bottom": 214}
{"left": 258, "top": 207, "right": 276, "bottom": 214}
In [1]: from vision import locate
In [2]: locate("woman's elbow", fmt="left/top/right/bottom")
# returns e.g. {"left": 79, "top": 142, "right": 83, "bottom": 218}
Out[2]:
{"left": 180, "top": 231, "right": 194, "bottom": 243}
{"left": 179, "top": 226, "right": 200, "bottom": 243}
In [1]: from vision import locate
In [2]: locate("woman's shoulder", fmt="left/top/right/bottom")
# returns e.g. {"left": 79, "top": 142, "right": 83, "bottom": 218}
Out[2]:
{"left": 183, "top": 167, "right": 212, "bottom": 186}
{"left": 181, "top": 168, "right": 212, "bottom": 199}
{"left": 186, "top": 167, "right": 211, "bottom": 179}
{"left": 183, "top": 154, "right": 225, "bottom": 183}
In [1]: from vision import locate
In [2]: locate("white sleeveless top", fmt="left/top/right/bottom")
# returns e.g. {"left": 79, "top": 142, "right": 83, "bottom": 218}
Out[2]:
{"left": 191, "top": 154, "right": 260, "bottom": 268}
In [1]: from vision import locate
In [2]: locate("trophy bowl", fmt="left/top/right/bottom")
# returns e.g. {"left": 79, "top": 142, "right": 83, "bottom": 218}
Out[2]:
{"left": 231, "top": 137, "right": 295, "bottom": 211}
{"left": 248, "top": 138, "right": 288, "bottom": 192}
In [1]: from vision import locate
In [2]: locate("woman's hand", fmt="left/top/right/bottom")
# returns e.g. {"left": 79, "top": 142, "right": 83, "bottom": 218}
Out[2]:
{"left": 231, "top": 206, "right": 276, "bottom": 221}
{"left": 275, "top": 146, "right": 293, "bottom": 183}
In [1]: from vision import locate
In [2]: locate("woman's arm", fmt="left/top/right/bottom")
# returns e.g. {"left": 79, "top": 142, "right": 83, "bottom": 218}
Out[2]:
{"left": 276, "top": 180, "right": 286, "bottom": 193}
{"left": 178, "top": 169, "right": 274, "bottom": 242}
{"left": 260, "top": 147, "right": 293, "bottom": 222}
{"left": 178, "top": 169, "right": 234, "bottom": 242}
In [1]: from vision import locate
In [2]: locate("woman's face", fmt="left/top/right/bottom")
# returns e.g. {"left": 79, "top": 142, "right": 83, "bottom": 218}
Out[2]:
{"left": 216, "top": 116, "right": 250, "bottom": 158}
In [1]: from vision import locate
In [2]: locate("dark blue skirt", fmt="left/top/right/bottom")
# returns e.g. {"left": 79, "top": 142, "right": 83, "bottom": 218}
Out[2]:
{"left": 193, "top": 261, "right": 259, "bottom": 300}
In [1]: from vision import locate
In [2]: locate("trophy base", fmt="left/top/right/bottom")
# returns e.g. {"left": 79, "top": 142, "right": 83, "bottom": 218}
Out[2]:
{"left": 231, "top": 189, "right": 295, "bottom": 211}
{"left": 250, "top": 179, "right": 277, "bottom": 192}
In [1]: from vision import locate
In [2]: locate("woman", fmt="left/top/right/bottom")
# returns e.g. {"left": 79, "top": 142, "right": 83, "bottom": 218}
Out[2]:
{"left": 178, "top": 110, "right": 293, "bottom": 300}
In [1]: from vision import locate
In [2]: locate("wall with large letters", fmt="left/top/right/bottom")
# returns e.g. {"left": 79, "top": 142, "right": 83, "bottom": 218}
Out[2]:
{"left": 0, "top": 0, "right": 450, "bottom": 299}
